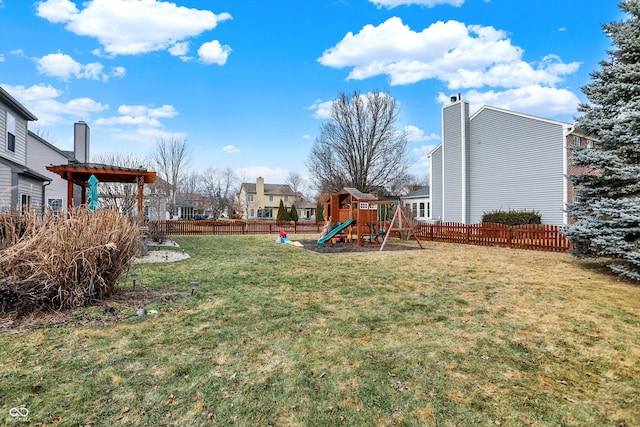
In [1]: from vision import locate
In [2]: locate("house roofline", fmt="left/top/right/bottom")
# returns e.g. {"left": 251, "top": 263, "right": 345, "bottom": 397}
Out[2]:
{"left": 0, "top": 86, "right": 38, "bottom": 121}
{"left": 470, "top": 104, "right": 572, "bottom": 127}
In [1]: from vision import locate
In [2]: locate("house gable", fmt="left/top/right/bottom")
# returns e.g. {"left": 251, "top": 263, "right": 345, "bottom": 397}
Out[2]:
{"left": 432, "top": 98, "right": 574, "bottom": 226}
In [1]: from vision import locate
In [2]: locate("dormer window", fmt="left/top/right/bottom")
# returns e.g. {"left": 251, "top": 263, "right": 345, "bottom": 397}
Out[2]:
{"left": 6, "top": 112, "right": 15, "bottom": 152}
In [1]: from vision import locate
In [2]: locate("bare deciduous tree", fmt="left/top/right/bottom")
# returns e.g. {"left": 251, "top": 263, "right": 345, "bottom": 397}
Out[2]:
{"left": 201, "top": 167, "right": 238, "bottom": 219}
{"left": 307, "top": 90, "right": 410, "bottom": 194}
{"left": 92, "top": 152, "right": 148, "bottom": 219}
{"left": 285, "top": 171, "right": 305, "bottom": 204}
{"left": 150, "top": 136, "right": 190, "bottom": 217}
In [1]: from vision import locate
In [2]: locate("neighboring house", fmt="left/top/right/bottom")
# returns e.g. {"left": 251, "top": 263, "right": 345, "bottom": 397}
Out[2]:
{"left": 429, "top": 95, "right": 592, "bottom": 225}
{"left": 0, "top": 86, "right": 52, "bottom": 214}
{"left": 173, "top": 194, "right": 197, "bottom": 220}
{"left": 293, "top": 197, "right": 316, "bottom": 221}
{"left": 238, "top": 176, "right": 315, "bottom": 220}
{"left": 401, "top": 186, "right": 430, "bottom": 221}
{"left": 27, "top": 122, "right": 91, "bottom": 215}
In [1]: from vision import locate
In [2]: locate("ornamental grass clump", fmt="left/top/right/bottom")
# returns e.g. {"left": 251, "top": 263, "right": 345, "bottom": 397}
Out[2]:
{"left": 0, "top": 207, "right": 140, "bottom": 314}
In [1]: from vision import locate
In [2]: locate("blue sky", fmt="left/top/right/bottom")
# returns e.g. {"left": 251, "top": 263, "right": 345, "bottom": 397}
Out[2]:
{"left": 0, "top": 0, "right": 622, "bottom": 187}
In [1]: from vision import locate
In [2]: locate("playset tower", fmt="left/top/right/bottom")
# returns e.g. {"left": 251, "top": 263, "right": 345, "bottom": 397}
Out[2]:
{"left": 319, "top": 187, "right": 423, "bottom": 250}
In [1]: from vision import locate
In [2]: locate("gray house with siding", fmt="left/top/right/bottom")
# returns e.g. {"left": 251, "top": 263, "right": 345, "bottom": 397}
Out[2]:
{"left": 429, "top": 95, "right": 582, "bottom": 226}
{"left": 27, "top": 122, "right": 91, "bottom": 215}
{"left": 0, "top": 86, "right": 52, "bottom": 214}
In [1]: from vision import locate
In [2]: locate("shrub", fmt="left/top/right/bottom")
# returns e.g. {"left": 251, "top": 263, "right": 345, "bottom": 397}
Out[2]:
{"left": 316, "top": 203, "right": 325, "bottom": 223}
{"left": 482, "top": 209, "right": 542, "bottom": 226}
{"left": 276, "top": 200, "right": 289, "bottom": 221}
{"left": 289, "top": 204, "right": 299, "bottom": 222}
{"left": 0, "top": 207, "right": 140, "bottom": 314}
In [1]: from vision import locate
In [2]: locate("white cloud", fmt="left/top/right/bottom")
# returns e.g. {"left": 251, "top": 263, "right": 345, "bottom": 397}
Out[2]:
{"left": 36, "top": 52, "right": 126, "bottom": 81}
{"left": 95, "top": 104, "right": 179, "bottom": 128}
{"left": 306, "top": 99, "right": 334, "bottom": 119}
{"left": 404, "top": 125, "right": 439, "bottom": 142}
{"left": 437, "top": 85, "right": 581, "bottom": 117}
{"left": 109, "top": 128, "right": 188, "bottom": 147}
{"left": 36, "top": 0, "right": 78, "bottom": 23}
{"left": 369, "top": 0, "right": 464, "bottom": 8}
{"left": 36, "top": 53, "right": 81, "bottom": 79}
{"left": 93, "top": 115, "right": 163, "bottom": 128}
{"left": 318, "top": 17, "right": 580, "bottom": 89}
{"left": 0, "top": 54, "right": 4, "bottom": 62}
{"left": 169, "top": 42, "right": 190, "bottom": 57}
{"left": 222, "top": 145, "right": 240, "bottom": 153}
{"left": 413, "top": 144, "right": 439, "bottom": 168}
{"left": 36, "top": 0, "right": 232, "bottom": 57}
{"left": 92, "top": 105, "right": 184, "bottom": 149}
{"left": 117, "top": 104, "right": 178, "bottom": 119}
{"left": 0, "top": 83, "right": 108, "bottom": 125}
{"left": 302, "top": 134, "right": 311, "bottom": 139}
{"left": 197, "top": 40, "right": 231, "bottom": 65}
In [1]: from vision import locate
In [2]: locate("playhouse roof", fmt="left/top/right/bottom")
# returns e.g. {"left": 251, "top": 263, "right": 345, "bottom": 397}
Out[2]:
{"left": 339, "top": 187, "right": 378, "bottom": 200}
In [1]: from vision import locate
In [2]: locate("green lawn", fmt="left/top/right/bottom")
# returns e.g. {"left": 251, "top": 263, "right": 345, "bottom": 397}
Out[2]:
{"left": 1, "top": 234, "right": 639, "bottom": 426}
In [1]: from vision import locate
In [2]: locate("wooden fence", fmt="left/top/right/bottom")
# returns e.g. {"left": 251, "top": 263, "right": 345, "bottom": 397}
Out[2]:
{"left": 147, "top": 220, "right": 323, "bottom": 236}
{"left": 147, "top": 220, "right": 573, "bottom": 253}
{"left": 414, "top": 222, "right": 573, "bottom": 253}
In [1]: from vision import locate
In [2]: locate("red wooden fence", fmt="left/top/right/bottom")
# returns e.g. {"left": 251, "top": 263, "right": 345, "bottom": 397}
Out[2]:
{"left": 147, "top": 220, "right": 573, "bottom": 253}
{"left": 414, "top": 222, "right": 573, "bottom": 253}
{"left": 147, "top": 220, "right": 322, "bottom": 236}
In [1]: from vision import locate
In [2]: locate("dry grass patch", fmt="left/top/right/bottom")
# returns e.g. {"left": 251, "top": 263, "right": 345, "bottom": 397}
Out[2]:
{"left": 1, "top": 208, "right": 139, "bottom": 314}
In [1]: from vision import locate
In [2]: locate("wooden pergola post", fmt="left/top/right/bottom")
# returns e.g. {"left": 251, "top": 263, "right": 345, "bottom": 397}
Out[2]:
{"left": 137, "top": 176, "right": 144, "bottom": 220}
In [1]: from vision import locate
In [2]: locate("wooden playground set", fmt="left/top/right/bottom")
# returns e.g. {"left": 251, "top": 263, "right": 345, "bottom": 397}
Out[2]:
{"left": 318, "top": 187, "right": 423, "bottom": 251}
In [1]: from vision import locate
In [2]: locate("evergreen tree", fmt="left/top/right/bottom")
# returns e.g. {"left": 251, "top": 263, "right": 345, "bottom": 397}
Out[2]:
{"left": 316, "top": 202, "right": 324, "bottom": 223}
{"left": 565, "top": 0, "right": 640, "bottom": 280}
{"left": 276, "top": 200, "right": 289, "bottom": 221}
{"left": 289, "top": 204, "right": 299, "bottom": 222}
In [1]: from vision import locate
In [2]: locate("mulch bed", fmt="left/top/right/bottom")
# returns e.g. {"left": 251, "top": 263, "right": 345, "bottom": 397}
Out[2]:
{"left": 295, "top": 239, "right": 421, "bottom": 254}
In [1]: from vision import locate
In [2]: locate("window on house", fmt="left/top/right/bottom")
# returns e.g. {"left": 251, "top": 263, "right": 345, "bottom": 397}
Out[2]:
{"left": 6, "top": 112, "right": 16, "bottom": 152}
{"left": 412, "top": 202, "right": 417, "bottom": 218}
{"left": 48, "top": 198, "right": 63, "bottom": 214}
{"left": 427, "top": 202, "right": 431, "bottom": 218}
{"left": 586, "top": 139, "right": 594, "bottom": 149}
{"left": 20, "top": 194, "right": 31, "bottom": 215}
{"left": 573, "top": 135, "right": 581, "bottom": 148}
{"left": 269, "top": 195, "right": 274, "bottom": 202}
{"left": 247, "top": 194, "right": 254, "bottom": 202}
{"left": 250, "top": 208, "right": 254, "bottom": 217}
{"left": 419, "top": 202, "right": 425, "bottom": 218}
{"left": 284, "top": 195, "right": 288, "bottom": 202}
{"left": 257, "top": 208, "right": 273, "bottom": 218}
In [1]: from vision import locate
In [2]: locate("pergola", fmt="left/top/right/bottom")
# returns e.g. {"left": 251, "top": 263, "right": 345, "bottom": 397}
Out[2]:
{"left": 45, "top": 163, "right": 157, "bottom": 218}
